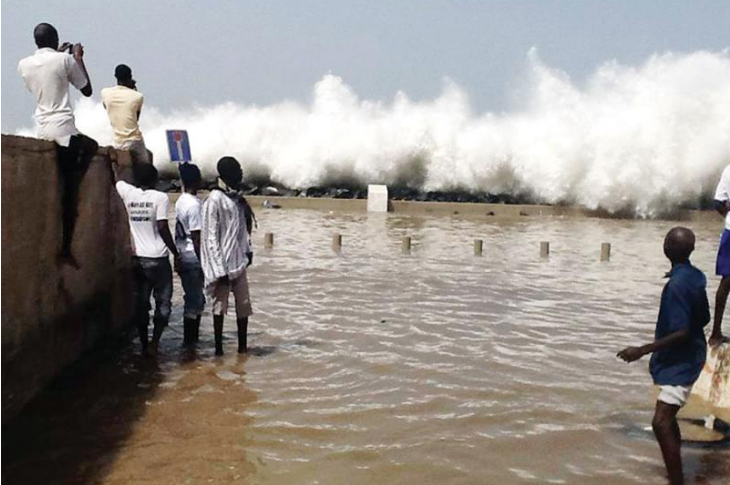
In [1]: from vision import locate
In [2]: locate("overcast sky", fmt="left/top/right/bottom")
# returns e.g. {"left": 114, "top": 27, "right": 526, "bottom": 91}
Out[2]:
{"left": 3, "top": 0, "right": 729, "bottom": 133}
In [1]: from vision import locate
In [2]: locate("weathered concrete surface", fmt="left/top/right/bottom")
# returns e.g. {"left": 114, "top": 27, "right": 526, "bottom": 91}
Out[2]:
{"left": 692, "top": 344, "right": 730, "bottom": 410}
{"left": 1, "top": 134, "right": 134, "bottom": 421}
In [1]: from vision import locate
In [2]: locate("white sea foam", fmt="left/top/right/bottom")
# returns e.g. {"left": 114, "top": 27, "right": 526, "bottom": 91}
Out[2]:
{"left": 24, "top": 49, "right": 730, "bottom": 215}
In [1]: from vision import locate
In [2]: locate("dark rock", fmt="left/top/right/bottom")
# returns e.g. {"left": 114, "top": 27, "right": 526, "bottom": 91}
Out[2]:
{"left": 261, "top": 186, "right": 280, "bottom": 196}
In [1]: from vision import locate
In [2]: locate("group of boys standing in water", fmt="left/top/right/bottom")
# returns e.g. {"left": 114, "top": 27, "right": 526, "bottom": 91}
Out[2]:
{"left": 18, "top": 23, "right": 255, "bottom": 356}
{"left": 17, "top": 22, "right": 730, "bottom": 485}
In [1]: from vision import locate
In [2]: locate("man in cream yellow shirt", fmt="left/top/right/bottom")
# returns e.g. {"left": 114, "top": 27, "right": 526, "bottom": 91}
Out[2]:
{"left": 101, "top": 64, "right": 151, "bottom": 163}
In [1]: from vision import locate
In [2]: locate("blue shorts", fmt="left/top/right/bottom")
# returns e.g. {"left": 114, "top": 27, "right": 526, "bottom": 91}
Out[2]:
{"left": 717, "top": 230, "right": 730, "bottom": 277}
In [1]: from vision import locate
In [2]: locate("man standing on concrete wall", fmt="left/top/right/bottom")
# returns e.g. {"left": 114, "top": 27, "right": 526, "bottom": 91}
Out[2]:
{"left": 201, "top": 157, "right": 255, "bottom": 355}
{"left": 18, "top": 23, "right": 98, "bottom": 265}
{"left": 711, "top": 164, "right": 730, "bottom": 346}
{"left": 115, "top": 164, "right": 180, "bottom": 356}
{"left": 101, "top": 64, "right": 151, "bottom": 164}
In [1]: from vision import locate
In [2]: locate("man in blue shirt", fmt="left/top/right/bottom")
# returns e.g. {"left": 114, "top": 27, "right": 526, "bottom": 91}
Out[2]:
{"left": 618, "top": 227, "right": 709, "bottom": 485}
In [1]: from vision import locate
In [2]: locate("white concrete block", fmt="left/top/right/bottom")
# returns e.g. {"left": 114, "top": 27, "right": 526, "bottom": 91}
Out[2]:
{"left": 367, "top": 184, "right": 389, "bottom": 212}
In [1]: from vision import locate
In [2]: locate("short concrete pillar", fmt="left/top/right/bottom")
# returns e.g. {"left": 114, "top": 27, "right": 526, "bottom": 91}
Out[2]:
{"left": 367, "top": 184, "right": 389, "bottom": 212}
{"left": 600, "top": 243, "right": 611, "bottom": 262}
{"left": 474, "top": 239, "right": 483, "bottom": 256}
{"left": 540, "top": 241, "right": 550, "bottom": 258}
{"left": 402, "top": 236, "right": 412, "bottom": 254}
{"left": 332, "top": 233, "right": 342, "bottom": 253}
{"left": 264, "top": 232, "right": 274, "bottom": 249}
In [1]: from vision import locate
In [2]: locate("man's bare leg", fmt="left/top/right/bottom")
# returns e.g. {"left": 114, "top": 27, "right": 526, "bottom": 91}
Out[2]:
{"left": 214, "top": 315, "right": 224, "bottom": 356}
{"left": 652, "top": 401, "right": 684, "bottom": 485}
{"left": 237, "top": 317, "right": 248, "bottom": 353}
{"left": 711, "top": 277, "right": 730, "bottom": 345}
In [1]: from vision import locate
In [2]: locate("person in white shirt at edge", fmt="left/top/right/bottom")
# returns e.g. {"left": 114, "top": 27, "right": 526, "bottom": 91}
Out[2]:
{"left": 711, "top": 164, "right": 730, "bottom": 347}
{"left": 175, "top": 163, "right": 206, "bottom": 345}
{"left": 201, "top": 157, "right": 256, "bottom": 355}
{"left": 101, "top": 64, "right": 152, "bottom": 164}
{"left": 18, "top": 23, "right": 98, "bottom": 266}
{"left": 113, "top": 163, "right": 180, "bottom": 357}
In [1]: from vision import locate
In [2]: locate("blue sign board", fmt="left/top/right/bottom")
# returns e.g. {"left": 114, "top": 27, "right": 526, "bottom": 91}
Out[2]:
{"left": 166, "top": 129, "right": 192, "bottom": 162}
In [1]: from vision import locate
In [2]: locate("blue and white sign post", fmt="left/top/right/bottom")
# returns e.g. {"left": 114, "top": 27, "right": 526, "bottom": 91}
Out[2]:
{"left": 166, "top": 129, "right": 192, "bottom": 163}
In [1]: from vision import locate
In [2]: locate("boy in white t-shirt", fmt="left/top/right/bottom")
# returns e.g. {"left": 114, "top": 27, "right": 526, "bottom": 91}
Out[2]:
{"left": 175, "top": 163, "right": 206, "bottom": 345}
{"left": 115, "top": 164, "right": 180, "bottom": 356}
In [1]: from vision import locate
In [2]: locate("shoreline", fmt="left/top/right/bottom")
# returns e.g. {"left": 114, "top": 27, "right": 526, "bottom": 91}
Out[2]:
{"left": 240, "top": 194, "right": 718, "bottom": 222}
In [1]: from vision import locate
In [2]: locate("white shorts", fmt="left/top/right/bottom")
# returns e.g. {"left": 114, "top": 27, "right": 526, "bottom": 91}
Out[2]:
{"left": 658, "top": 385, "right": 693, "bottom": 407}
{"left": 211, "top": 273, "right": 253, "bottom": 318}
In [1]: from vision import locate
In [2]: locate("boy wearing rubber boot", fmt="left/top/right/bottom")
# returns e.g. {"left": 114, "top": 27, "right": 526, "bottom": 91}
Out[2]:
{"left": 175, "top": 163, "right": 206, "bottom": 345}
{"left": 618, "top": 227, "right": 710, "bottom": 485}
{"left": 201, "top": 157, "right": 255, "bottom": 355}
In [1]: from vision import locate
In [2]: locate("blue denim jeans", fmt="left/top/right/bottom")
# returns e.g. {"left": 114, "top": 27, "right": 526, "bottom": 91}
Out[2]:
{"left": 132, "top": 256, "right": 173, "bottom": 327}
{"left": 179, "top": 259, "right": 206, "bottom": 318}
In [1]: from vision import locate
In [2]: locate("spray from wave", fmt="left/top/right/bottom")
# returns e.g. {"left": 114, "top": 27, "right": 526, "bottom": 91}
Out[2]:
{"left": 26, "top": 49, "right": 730, "bottom": 215}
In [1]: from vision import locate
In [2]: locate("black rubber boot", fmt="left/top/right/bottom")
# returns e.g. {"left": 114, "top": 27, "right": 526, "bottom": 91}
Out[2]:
{"left": 183, "top": 317, "right": 196, "bottom": 346}
{"left": 193, "top": 315, "right": 202, "bottom": 343}
{"left": 213, "top": 316, "right": 224, "bottom": 356}
{"left": 137, "top": 323, "right": 149, "bottom": 355}
{"left": 237, "top": 317, "right": 248, "bottom": 354}
{"left": 149, "top": 319, "right": 166, "bottom": 357}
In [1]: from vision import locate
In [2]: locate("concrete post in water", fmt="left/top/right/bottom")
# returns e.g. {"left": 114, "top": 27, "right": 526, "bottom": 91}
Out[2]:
{"left": 264, "top": 232, "right": 274, "bottom": 249}
{"left": 600, "top": 243, "right": 611, "bottom": 262}
{"left": 474, "top": 239, "right": 483, "bottom": 256}
{"left": 332, "top": 233, "right": 342, "bottom": 253}
{"left": 402, "top": 236, "right": 412, "bottom": 254}
{"left": 540, "top": 241, "right": 550, "bottom": 258}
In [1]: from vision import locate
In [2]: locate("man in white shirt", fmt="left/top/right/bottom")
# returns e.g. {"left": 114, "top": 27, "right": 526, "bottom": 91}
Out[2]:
{"left": 201, "top": 157, "right": 255, "bottom": 355}
{"left": 711, "top": 165, "right": 730, "bottom": 346}
{"left": 175, "top": 163, "right": 206, "bottom": 345}
{"left": 115, "top": 163, "right": 180, "bottom": 356}
{"left": 101, "top": 64, "right": 151, "bottom": 164}
{"left": 18, "top": 23, "right": 98, "bottom": 264}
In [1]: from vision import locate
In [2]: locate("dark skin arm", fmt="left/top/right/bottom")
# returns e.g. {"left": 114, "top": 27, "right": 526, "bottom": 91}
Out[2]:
{"left": 714, "top": 200, "right": 730, "bottom": 218}
{"left": 617, "top": 328, "right": 690, "bottom": 363}
{"left": 157, "top": 221, "right": 180, "bottom": 271}
{"left": 191, "top": 230, "right": 201, "bottom": 261}
{"left": 70, "top": 44, "right": 92, "bottom": 97}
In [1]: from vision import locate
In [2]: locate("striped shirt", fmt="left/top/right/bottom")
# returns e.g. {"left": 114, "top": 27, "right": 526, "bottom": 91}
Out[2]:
{"left": 200, "top": 190, "right": 252, "bottom": 295}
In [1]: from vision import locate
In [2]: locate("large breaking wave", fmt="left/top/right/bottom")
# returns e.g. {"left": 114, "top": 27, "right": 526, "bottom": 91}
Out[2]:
{"left": 23, "top": 49, "right": 730, "bottom": 215}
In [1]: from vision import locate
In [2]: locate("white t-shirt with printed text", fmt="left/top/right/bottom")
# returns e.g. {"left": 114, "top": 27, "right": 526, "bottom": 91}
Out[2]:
{"left": 116, "top": 181, "right": 170, "bottom": 258}
{"left": 175, "top": 192, "right": 203, "bottom": 263}
{"left": 714, "top": 165, "right": 730, "bottom": 231}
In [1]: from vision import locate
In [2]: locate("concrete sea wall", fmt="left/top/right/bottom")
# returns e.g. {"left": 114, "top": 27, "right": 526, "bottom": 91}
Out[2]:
{"left": 1, "top": 134, "right": 134, "bottom": 421}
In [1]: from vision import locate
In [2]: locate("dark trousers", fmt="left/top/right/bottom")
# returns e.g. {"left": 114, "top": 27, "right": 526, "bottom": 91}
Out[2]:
{"left": 56, "top": 134, "right": 98, "bottom": 257}
{"left": 132, "top": 256, "right": 173, "bottom": 329}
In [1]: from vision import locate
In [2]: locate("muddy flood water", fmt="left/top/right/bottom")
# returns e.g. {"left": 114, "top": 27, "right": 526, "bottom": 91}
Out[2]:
{"left": 3, "top": 208, "right": 730, "bottom": 485}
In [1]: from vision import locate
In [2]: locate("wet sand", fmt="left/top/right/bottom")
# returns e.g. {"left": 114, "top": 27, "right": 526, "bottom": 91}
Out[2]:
{"left": 3, "top": 209, "right": 730, "bottom": 484}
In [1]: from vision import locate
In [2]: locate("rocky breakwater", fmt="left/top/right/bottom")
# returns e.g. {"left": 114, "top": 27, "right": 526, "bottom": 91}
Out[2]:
{"left": 1, "top": 135, "right": 135, "bottom": 421}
